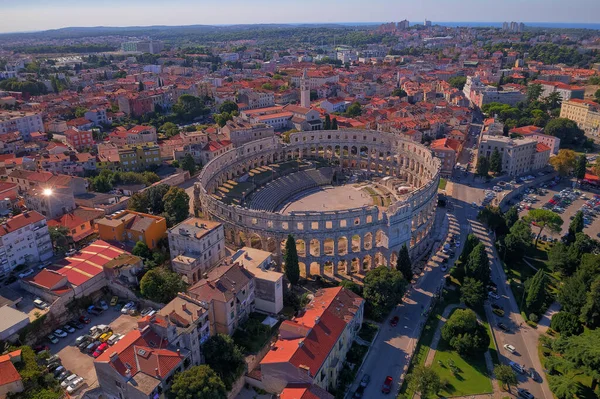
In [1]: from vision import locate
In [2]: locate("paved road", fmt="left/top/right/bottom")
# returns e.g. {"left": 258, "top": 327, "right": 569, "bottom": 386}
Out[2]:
{"left": 453, "top": 181, "right": 554, "bottom": 399}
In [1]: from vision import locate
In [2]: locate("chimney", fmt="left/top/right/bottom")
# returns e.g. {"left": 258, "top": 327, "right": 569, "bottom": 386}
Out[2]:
{"left": 176, "top": 349, "right": 180, "bottom": 355}
{"left": 298, "top": 340, "right": 304, "bottom": 348}
{"left": 155, "top": 368, "right": 159, "bottom": 377}
{"left": 315, "top": 316, "right": 320, "bottom": 324}
{"left": 182, "top": 303, "right": 187, "bottom": 312}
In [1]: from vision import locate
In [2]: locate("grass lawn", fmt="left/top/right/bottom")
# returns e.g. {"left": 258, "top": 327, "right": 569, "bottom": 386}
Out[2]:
{"left": 479, "top": 310, "right": 500, "bottom": 365}
{"left": 357, "top": 322, "right": 379, "bottom": 343}
{"left": 439, "top": 178, "right": 448, "bottom": 190}
{"left": 232, "top": 313, "right": 275, "bottom": 354}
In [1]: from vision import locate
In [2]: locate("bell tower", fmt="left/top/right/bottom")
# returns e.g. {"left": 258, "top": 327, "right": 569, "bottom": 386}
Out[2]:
{"left": 300, "top": 69, "right": 310, "bottom": 108}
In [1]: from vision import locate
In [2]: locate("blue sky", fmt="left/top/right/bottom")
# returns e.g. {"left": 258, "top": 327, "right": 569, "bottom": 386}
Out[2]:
{"left": 2, "top": 0, "right": 599, "bottom": 33}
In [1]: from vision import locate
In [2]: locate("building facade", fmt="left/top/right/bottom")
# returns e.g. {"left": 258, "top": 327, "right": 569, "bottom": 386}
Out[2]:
{"left": 478, "top": 136, "right": 549, "bottom": 176}
{"left": 96, "top": 210, "right": 167, "bottom": 249}
{"left": 560, "top": 99, "right": 600, "bottom": 137}
{"left": 0, "top": 111, "right": 44, "bottom": 139}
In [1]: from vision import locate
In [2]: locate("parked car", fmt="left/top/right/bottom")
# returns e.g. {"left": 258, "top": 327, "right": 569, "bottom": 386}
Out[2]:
{"left": 87, "top": 305, "right": 102, "bottom": 315}
{"left": 79, "top": 315, "right": 91, "bottom": 324}
{"left": 509, "top": 361, "right": 526, "bottom": 374}
{"left": 98, "top": 300, "right": 109, "bottom": 310}
{"left": 54, "top": 329, "right": 67, "bottom": 338}
{"left": 47, "top": 334, "right": 59, "bottom": 344}
{"left": 110, "top": 296, "right": 119, "bottom": 306}
{"left": 503, "top": 344, "right": 516, "bottom": 353}
{"left": 18, "top": 269, "right": 35, "bottom": 279}
{"left": 353, "top": 386, "right": 364, "bottom": 398}
{"left": 66, "top": 377, "right": 85, "bottom": 394}
{"left": 75, "top": 335, "right": 90, "bottom": 345}
{"left": 517, "top": 388, "right": 535, "bottom": 399}
{"left": 53, "top": 366, "right": 66, "bottom": 377}
{"left": 360, "top": 374, "right": 371, "bottom": 388}
{"left": 390, "top": 316, "right": 399, "bottom": 327}
{"left": 46, "top": 354, "right": 60, "bottom": 365}
{"left": 140, "top": 307, "right": 154, "bottom": 316}
{"left": 63, "top": 324, "right": 75, "bottom": 333}
{"left": 121, "top": 301, "right": 135, "bottom": 314}
{"left": 61, "top": 374, "right": 78, "bottom": 388}
{"left": 529, "top": 368, "right": 541, "bottom": 382}
{"left": 497, "top": 323, "right": 510, "bottom": 332}
{"left": 381, "top": 376, "right": 393, "bottom": 394}
{"left": 33, "top": 298, "right": 49, "bottom": 309}
{"left": 85, "top": 341, "right": 100, "bottom": 353}
{"left": 65, "top": 249, "right": 77, "bottom": 257}
{"left": 69, "top": 320, "right": 84, "bottom": 329}
{"left": 491, "top": 303, "right": 503, "bottom": 311}
{"left": 488, "top": 291, "right": 500, "bottom": 300}
{"left": 99, "top": 331, "right": 113, "bottom": 343}
{"left": 57, "top": 370, "right": 71, "bottom": 381}
{"left": 78, "top": 340, "right": 91, "bottom": 352}
{"left": 47, "top": 362, "right": 61, "bottom": 371}
{"left": 108, "top": 333, "right": 122, "bottom": 345}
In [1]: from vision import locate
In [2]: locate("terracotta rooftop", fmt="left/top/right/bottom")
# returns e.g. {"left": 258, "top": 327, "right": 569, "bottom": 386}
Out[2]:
{"left": 0, "top": 211, "right": 45, "bottom": 237}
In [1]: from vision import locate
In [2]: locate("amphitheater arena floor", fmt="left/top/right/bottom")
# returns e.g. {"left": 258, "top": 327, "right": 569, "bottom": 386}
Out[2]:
{"left": 279, "top": 184, "right": 373, "bottom": 214}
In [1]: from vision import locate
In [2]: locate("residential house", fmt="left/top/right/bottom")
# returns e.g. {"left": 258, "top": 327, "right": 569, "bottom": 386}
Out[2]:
{"left": 117, "top": 145, "right": 161, "bottom": 172}
{"left": 430, "top": 138, "right": 461, "bottom": 176}
{"left": 96, "top": 210, "right": 167, "bottom": 250}
{"left": 0, "top": 350, "right": 24, "bottom": 397}
{"left": 64, "top": 128, "right": 94, "bottom": 150}
{"left": 478, "top": 136, "right": 549, "bottom": 176}
{"left": 221, "top": 119, "right": 275, "bottom": 147}
{"left": 47, "top": 207, "right": 105, "bottom": 243}
{"left": 509, "top": 125, "right": 560, "bottom": 154}
{"left": 560, "top": 99, "right": 600, "bottom": 137}
{"left": 0, "top": 111, "right": 44, "bottom": 139}
{"left": 533, "top": 80, "right": 585, "bottom": 101}
{"left": 109, "top": 126, "right": 158, "bottom": 146}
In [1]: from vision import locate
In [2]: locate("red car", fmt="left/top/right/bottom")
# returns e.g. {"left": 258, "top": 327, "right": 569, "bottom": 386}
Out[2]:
{"left": 79, "top": 315, "right": 91, "bottom": 324}
{"left": 390, "top": 316, "right": 399, "bottom": 327}
{"left": 382, "top": 376, "right": 393, "bottom": 394}
{"left": 92, "top": 350, "right": 103, "bottom": 358}
{"left": 97, "top": 343, "right": 109, "bottom": 352}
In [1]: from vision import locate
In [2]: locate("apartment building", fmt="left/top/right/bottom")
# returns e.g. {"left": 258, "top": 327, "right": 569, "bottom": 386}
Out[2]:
{"left": 96, "top": 210, "right": 167, "bottom": 249}
{"left": 238, "top": 90, "right": 275, "bottom": 110}
{"left": 109, "top": 126, "right": 158, "bottom": 146}
{"left": 478, "top": 136, "right": 549, "bottom": 176}
{"left": 84, "top": 108, "right": 109, "bottom": 126}
{"left": 463, "top": 76, "right": 525, "bottom": 107}
{"left": 560, "top": 99, "right": 600, "bottom": 137}
{"left": 8, "top": 169, "right": 87, "bottom": 195}
{"left": 509, "top": 125, "right": 561, "bottom": 154}
{"left": 532, "top": 80, "right": 585, "bottom": 101}
{"left": 117, "top": 145, "right": 161, "bottom": 172}
{"left": 260, "top": 287, "right": 364, "bottom": 394}
{"left": 141, "top": 293, "right": 212, "bottom": 366}
{"left": 64, "top": 128, "right": 94, "bottom": 150}
{"left": 168, "top": 218, "right": 225, "bottom": 284}
{"left": 0, "top": 111, "right": 44, "bottom": 139}
{"left": 0, "top": 211, "right": 52, "bottom": 278}
{"left": 232, "top": 247, "right": 284, "bottom": 314}
{"left": 187, "top": 262, "right": 255, "bottom": 335}
{"left": 430, "top": 137, "right": 461, "bottom": 177}
{"left": 290, "top": 71, "right": 340, "bottom": 89}
{"left": 24, "top": 186, "right": 76, "bottom": 219}
{"left": 221, "top": 119, "right": 275, "bottom": 147}
{"left": 94, "top": 325, "right": 187, "bottom": 399}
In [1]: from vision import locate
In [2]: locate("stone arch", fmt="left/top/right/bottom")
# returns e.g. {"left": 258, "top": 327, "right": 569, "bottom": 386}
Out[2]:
{"left": 309, "top": 262, "right": 320, "bottom": 276}
{"left": 351, "top": 235, "right": 361, "bottom": 253}
{"left": 299, "top": 262, "right": 307, "bottom": 278}
{"left": 360, "top": 146, "right": 368, "bottom": 159}
{"left": 374, "top": 251, "right": 387, "bottom": 267}
{"left": 266, "top": 237, "right": 277, "bottom": 253}
{"left": 364, "top": 232, "right": 373, "bottom": 250}
{"left": 324, "top": 238, "right": 335, "bottom": 256}
{"left": 324, "top": 261, "right": 334, "bottom": 275}
{"left": 351, "top": 146, "right": 358, "bottom": 156}
{"left": 238, "top": 231, "right": 248, "bottom": 247}
{"left": 249, "top": 233, "right": 262, "bottom": 249}
{"left": 351, "top": 257, "right": 360, "bottom": 273}
{"left": 337, "top": 237, "right": 348, "bottom": 256}
{"left": 296, "top": 239, "right": 306, "bottom": 257}
{"left": 390, "top": 251, "right": 398, "bottom": 267}
{"left": 309, "top": 239, "right": 321, "bottom": 257}
{"left": 375, "top": 229, "right": 387, "bottom": 248}
{"left": 362, "top": 255, "right": 373, "bottom": 270}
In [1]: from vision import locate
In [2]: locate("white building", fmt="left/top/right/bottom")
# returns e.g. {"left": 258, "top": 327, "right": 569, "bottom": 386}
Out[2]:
{"left": 478, "top": 136, "right": 550, "bottom": 176}
{"left": 463, "top": 76, "right": 525, "bottom": 107}
{"left": 219, "top": 53, "right": 240, "bottom": 62}
{"left": 0, "top": 211, "right": 52, "bottom": 278}
{"left": 0, "top": 111, "right": 44, "bottom": 140}
{"left": 84, "top": 108, "right": 109, "bottom": 126}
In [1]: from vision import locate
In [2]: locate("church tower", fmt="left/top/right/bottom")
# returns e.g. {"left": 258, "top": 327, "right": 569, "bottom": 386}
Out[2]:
{"left": 300, "top": 69, "right": 310, "bottom": 108}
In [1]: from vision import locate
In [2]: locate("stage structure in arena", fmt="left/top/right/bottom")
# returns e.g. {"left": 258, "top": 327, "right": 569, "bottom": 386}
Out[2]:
{"left": 195, "top": 129, "right": 441, "bottom": 278}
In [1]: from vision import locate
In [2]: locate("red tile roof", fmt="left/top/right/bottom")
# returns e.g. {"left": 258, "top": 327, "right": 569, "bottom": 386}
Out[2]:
{"left": 0, "top": 211, "right": 45, "bottom": 237}
{"left": 536, "top": 143, "right": 551, "bottom": 152}
{"left": 280, "top": 384, "right": 334, "bottom": 399}
{"left": 0, "top": 350, "right": 22, "bottom": 387}
{"left": 510, "top": 125, "right": 543, "bottom": 136}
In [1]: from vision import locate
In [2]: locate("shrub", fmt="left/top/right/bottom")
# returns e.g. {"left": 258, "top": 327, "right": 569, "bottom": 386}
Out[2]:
{"left": 529, "top": 313, "right": 539, "bottom": 323}
{"left": 526, "top": 320, "right": 538, "bottom": 328}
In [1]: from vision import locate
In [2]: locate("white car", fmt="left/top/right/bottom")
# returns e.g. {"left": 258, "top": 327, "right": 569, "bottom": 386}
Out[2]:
{"left": 65, "top": 249, "right": 77, "bottom": 257}
{"left": 61, "top": 374, "right": 78, "bottom": 388}
{"left": 503, "top": 344, "right": 516, "bottom": 353}
{"left": 66, "top": 377, "right": 85, "bottom": 394}
{"left": 121, "top": 301, "right": 135, "bottom": 314}
{"left": 18, "top": 269, "right": 35, "bottom": 279}
{"left": 53, "top": 329, "right": 68, "bottom": 338}
{"left": 488, "top": 291, "right": 500, "bottom": 300}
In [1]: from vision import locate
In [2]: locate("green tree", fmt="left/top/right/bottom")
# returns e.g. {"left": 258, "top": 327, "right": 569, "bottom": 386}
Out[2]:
{"left": 575, "top": 154, "right": 587, "bottom": 181}
{"left": 339, "top": 280, "right": 361, "bottom": 295}
{"left": 545, "top": 91, "right": 563, "bottom": 110}
{"left": 525, "top": 269, "right": 547, "bottom": 315}
{"left": 172, "top": 94, "right": 209, "bottom": 122}
{"left": 548, "top": 242, "right": 576, "bottom": 275}
{"left": 545, "top": 118, "right": 586, "bottom": 146}
{"left": 170, "top": 365, "right": 227, "bottom": 399}
{"left": 90, "top": 174, "right": 113, "bottom": 192}
{"left": 396, "top": 244, "right": 412, "bottom": 281}
{"left": 559, "top": 275, "right": 588, "bottom": 315}
{"left": 284, "top": 235, "right": 300, "bottom": 285}
{"left": 203, "top": 334, "right": 246, "bottom": 389}
{"left": 163, "top": 187, "right": 190, "bottom": 226}
{"left": 504, "top": 206, "right": 519, "bottom": 229}
{"left": 392, "top": 88, "right": 408, "bottom": 97}
{"left": 503, "top": 219, "right": 532, "bottom": 261}
{"left": 548, "top": 375, "right": 579, "bottom": 399}
{"left": 595, "top": 89, "right": 600, "bottom": 104}
{"left": 140, "top": 267, "right": 187, "bottom": 303}
{"left": 489, "top": 148, "right": 503, "bottom": 174}
{"left": 566, "top": 211, "right": 584, "bottom": 244}
{"left": 214, "top": 112, "right": 234, "bottom": 127}
{"left": 145, "top": 184, "right": 170, "bottom": 214}
{"left": 448, "top": 76, "right": 467, "bottom": 90}
{"left": 550, "top": 149, "right": 578, "bottom": 176}
{"left": 128, "top": 192, "right": 150, "bottom": 213}
{"left": 461, "top": 277, "right": 486, "bottom": 308}
{"left": 74, "top": 107, "right": 88, "bottom": 118}
{"left": 465, "top": 243, "right": 491, "bottom": 287}
{"left": 324, "top": 114, "right": 331, "bottom": 130}
{"left": 218, "top": 100, "right": 238, "bottom": 114}
{"left": 407, "top": 365, "right": 441, "bottom": 399}
{"left": 441, "top": 308, "right": 490, "bottom": 355}
{"left": 363, "top": 266, "right": 407, "bottom": 320}
{"left": 476, "top": 156, "right": 489, "bottom": 177}
{"left": 524, "top": 208, "right": 564, "bottom": 245}
{"left": 345, "top": 102, "right": 362, "bottom": 117}
{"left": 494, "top": 364, "right": 518, "bottom": 392}
{"left": 561, "top": 329, "right": 600, "bottom": 390}
{"left": 49, "top": 226, "right": 71, "bottom": 254}
{"left": 332, "top": 118, "right": 338, "bottom": 130}
{"left": 580, "top": 276, "right": 600, "bottom": 328}
{"left": 527, "top": 83, "right": 543, "bottom": 103}
{"left": 132, "top": 241, "right": 152, "bottom": 260}
{"left": 159, "top": 122, "right": 179, "bottom": 138}
{"left": 478, "top": 206, "right": 508, "bottom": 236}
{"left": 550, "top": 311, "right": 583, "bottom": 336}
{"left": 181, "top": 153, "right": 197, "bottom": 175}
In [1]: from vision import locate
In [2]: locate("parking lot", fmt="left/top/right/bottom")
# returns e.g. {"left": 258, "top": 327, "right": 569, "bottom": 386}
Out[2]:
{"left": 49, "top": 308, "right": 139, "bottom": 394}
{"left": 515, "top": 180, "right": 600, "bottom": 239}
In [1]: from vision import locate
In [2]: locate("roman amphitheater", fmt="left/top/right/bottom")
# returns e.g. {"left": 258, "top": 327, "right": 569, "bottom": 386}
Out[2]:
{"left": 196, "top": 129, "right": 441, "bottom": 278}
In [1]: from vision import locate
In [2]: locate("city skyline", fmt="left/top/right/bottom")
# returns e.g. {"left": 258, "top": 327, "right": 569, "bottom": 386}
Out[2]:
{"left": 2, "top": 0, "right": 600, "bottom": 34}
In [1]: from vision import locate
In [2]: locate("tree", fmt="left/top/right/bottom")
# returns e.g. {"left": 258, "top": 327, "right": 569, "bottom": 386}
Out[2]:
{"left": 218, "top": 100, "right": 238, "bottom": 114}
{"left": 525, "top": 269, "right": 547, "bottom": 315}
{"left": 145, "top": 184, "right": 170, "bottom": 214}
{"left": 550, "top": 149, "right": 578, "bottom": 176}
{"left": 170, "top": 365, "right": 227, "bottom": 399}
{"left": 548, "top": 242, "right": 576, "bottom": 275}
{"left": 478, "top": 206, "right": 508, "bottom": 236}
{"left": 580, "top": 276, "right": 600, "bottom": 328}
{"left": 504, "top": 206, "right": 519, "bottom": 229}
{"left": 448, "top": 76, "right": 467, "bottom": 90}
{"left": 559, "top": 275, "right": 588, "bottom": 315}
{"left": 460, "top": 234, "right": 481, "bottom": 263}
{"left": 465, "top": 243, "right": 491, "bottom": 287}
{"left": 140, "top": 267, "right": 187, "bottom": 303}
{"left": 49, "top": 226, "right": 71, "bottom": 254}
{"left": 392, "top": 88, "right": 408, "bottom": 97}
{"left": 159, "top": 122, "right": 179, "bottom": 138}
{"left": 331, "top": 118, "right": 338, "bottom": 130}
{"left": 476, "top": 156, "right": 489, "bottom": 177}
{"left": 203, "top": 334, "right": 246, "bottom": 389}
{"left": 461, "top": 277, "right": 486, "bottom": 308}
{"left": 441, "top": 308, "right": 490, "bottom": 355}
{"left": 561, "top": 329, "right": 600, "bottom": 390}
{"left": 74, "top": 107, "right": 87, "bottom": 118}
{"left": 339, "top": 280, "right": 361, "bottom": 295}
{"left": 566, "top": 211, "right": 584, "bottom": 245}
{"left": 132, "top": 241, "right": 152, "bottom": 260}
{"left": 396, "top": 244, "right": 412, "bottom": 281}
{"left": 324, "top": 114, "right": 331, "bottom": 130}
{"left": 214, "top": 112, "right": 234, "bottom": 127}
{"left": 489, "top": 148, "right": 503, "bottom": 174}
{"left": 90, "top": 174, "right": 112, "bottom": 192}
{"left": 494, "top": 364, "right": 518, "bottom": 392}
{"left": 363, "top": 266, "right": 407, "bottom": 320}
{"left": 172, "top": 94, "right": 209, "bottom": 122}
{"left": 527, "top": 83, "right": 543, "bottom": 103}
{"left": 284, "top": 235, "right": 300, "bottom": 285}
{"left": 595, "top": 88, "right": 600, "bottom": 104}
{"left": 503, "top": 220, "right": 533, "bottom": 261}
{"left": 545, "top": 118, "right": 586, "bottom": 146}
{"left": 407, "top": 365, "right": 441, "bottom": 398}
{"left": 181, "top": 153, "right": 197, "bottom": 175}
{"left": 128, "top": 192, "right": 150, "bottom": 213}
{"left": 548, "top": 375, "right": 579, "bottom": 399}
{"left": 550, "top": 311, "right": 583, "bottom": 336}
{"left": 575, "top": 154, "right": 587, "bottom": 181}
{"left": 545, "top": 91, "right": 563, "bottom": 110}
{"left": 345, "top": 102, "right": 362, "bottom": 117}
{"left": 163, "top": 187, "right": 190, "bottom": 226}
{"left": 524, "top": 209, "right": 564, "bottom": 245}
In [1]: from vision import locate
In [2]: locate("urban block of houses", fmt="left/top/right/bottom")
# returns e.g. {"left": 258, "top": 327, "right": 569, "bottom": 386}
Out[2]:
{"left": 109, "top": 125, "right": 158, "bottom": 146}
{"left": 47, "top": 206, "right": 105, "bottom": 243}
{"left": 221, "top": 119, "right": 275, "bottom": 147}
{"left": 258, "top": 287, "right": 364, "bottom": 394}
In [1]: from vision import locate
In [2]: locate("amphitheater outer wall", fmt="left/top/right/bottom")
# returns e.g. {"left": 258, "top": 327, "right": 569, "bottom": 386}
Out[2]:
{"left": 196, "top": 129, "right": 441, "bottom": 277}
